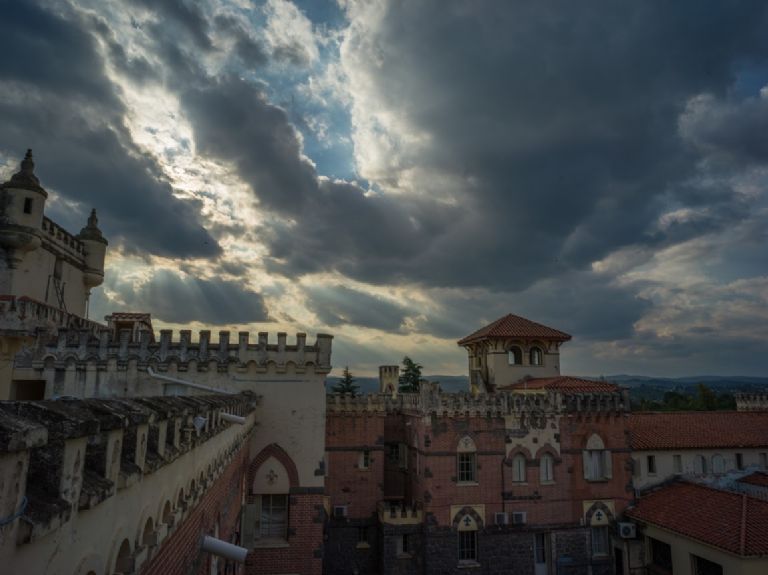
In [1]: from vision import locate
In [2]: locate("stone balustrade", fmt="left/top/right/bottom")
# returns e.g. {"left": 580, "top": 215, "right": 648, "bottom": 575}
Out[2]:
{"left": 41, "top": 216, "right": 87, "bottom": 258}
{"left": 0, "top": 295, "right": 103, "bottom": 336}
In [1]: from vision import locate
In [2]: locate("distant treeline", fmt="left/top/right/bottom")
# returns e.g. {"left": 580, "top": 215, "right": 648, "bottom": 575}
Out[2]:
{"left": 630, "top": 383, "right": 736, "bottom": 411}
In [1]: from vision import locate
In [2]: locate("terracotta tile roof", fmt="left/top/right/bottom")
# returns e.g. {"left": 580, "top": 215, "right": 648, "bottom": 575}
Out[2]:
{"left": 457, "top": 314, "right": 571, "bottom": 345}
{"left": 629, "top": 411, "right": 768, "bottom": 450}
{"left": 498, "top": 376, "right": 619, "bottom": 393}
{"left": 738, "top": 472, "right": 768, "bottom": 488}
{"left": 627, "top": 482, "right": 768, "bottom": 556}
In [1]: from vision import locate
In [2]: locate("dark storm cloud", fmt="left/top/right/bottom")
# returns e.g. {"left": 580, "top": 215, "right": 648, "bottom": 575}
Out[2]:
{"left": 105, "top": 269, "right": 270, "bottom": 325}
{"left": 268, "top": 1, "right": 768, "bottom": 290}
{"left": 128, "top": 0, "right": 214, "bottom": 51}
{"left": 214, "top": 15, "right": 269, "bottom": 68}
{"left": 306, "top": 285, "right": 408, "bottom": 332}
{"left": 0, "top": 1, "right": 220, "bottom": 259}
{"left": 679, "top": 93, "right": 768, "bottom": 165}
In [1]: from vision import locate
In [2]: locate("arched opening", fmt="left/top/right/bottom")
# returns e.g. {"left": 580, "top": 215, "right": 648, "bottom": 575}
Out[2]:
{"left": 142, "top": 517, "right": 155, "bottom": 547}
{"left": 712, "top": 454, "right": 725, "bottom": 474}
{"left": 177, "top": 487, "right": 185, "bottom": 508}
{"left": 540, "top": 453, "right": 554, "bottom": 482}
{"left": 512, "top": 453, "right": 527, "bottom": 482}
{"left": 694, "top": 455, "right": 708, "bottom": 475}
{"left": 113, "top": 539, "right": 132, "bottom": 574}
{"left": 162, "top": 501, "right": 172, "bottom": 524}
{"left": 507, "top": 346, "right": 522, "bottom": 365}
{"left": 529, "top": 347, "right": 543, "bottom": 366}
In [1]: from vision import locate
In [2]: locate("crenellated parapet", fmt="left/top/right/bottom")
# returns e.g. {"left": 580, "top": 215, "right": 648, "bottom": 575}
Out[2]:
{"left": 0, "top": 393, "right": 257, "bottom": 553}
{"left": 735, "top": 393, "right": 768, "bottom": 412}
{"left": 327, "top": 388, "right": 629, "bottom": 417}
{"left": 15, "top": 328, "right": 334, "bottom": 376}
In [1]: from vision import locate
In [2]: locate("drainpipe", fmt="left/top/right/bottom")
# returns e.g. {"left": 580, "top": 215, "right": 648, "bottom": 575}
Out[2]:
{"left": 201, "top": 536, "right": 249, "bottom": 562}
{"left": 146, "top": 367, "right": 237, "bottom": 395}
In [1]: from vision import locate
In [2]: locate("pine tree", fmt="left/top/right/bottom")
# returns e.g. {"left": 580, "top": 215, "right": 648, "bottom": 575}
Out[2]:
{"left": 399, "top": 356, "right": 426, "bottom": 392}
{"left": 332, "top": 366, "right": 359, "bottom": 396}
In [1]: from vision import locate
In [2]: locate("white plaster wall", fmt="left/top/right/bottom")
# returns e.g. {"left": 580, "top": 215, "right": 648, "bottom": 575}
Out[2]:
{"left": 247, "top": 378, "right": 326, "bottom": 488}
{"left": 633, "top": 449, "right": 768, "bottom": 490}
{"left": 1, "top": 411, "right": 257, "bottom": 575}
{"left": 642, "top": 524, "right": 768, "bottom": 575}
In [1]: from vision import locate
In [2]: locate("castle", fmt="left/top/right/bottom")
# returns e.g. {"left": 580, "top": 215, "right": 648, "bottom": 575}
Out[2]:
{"left": 0, "top": 151, "right": 767, "bottom": 575}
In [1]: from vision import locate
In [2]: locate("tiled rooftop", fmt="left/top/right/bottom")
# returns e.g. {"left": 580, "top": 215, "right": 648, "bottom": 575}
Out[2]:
{"left": 629, "top": 411, "right": 768, "bottom": 450}
{"left": 499, "top": 376, "right": 619, "bottom": 393}
{"left": 738, "top": 471, "right": 768, "bottom": 488}
{"left": 457, "top": 313, "right": 571, "bottom": 345}
{"left": 627, "top": 482, "right": 768, "bottom": 556}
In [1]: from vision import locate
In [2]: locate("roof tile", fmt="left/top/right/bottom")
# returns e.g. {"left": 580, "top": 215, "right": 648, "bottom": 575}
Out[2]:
{"left": 627, "top": 482, "right": 768, "bottom": 556}
{"left": 629, "top": 412, "right": 768, "bottom": 450}
{"left": 499, "top": 376, "right": 619, "bottom": 393}
{"left": 457, "top": 313, "right": 571, "bottom": 345}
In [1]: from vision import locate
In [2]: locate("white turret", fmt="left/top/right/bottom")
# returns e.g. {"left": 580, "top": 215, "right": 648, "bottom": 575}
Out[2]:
{"left": 0, "top": 150, "right": 46, "bottom": 267}
{"left": 77, "top": 208, "right": 108, "bottom": 291}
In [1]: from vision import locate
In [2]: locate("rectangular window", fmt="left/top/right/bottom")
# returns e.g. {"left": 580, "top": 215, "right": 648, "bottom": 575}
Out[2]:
{"left": 673, "top": 454, "right": 682, "bottom": 474}
{"left": 258, "top": 494, "right": 288, "bottom": 539}
{"left": 458, "top": 452, "right": 476, "bottom": 483}
{"left": 458, "top": 531, "right": 478, "bottom": 562}
{"left": 357, "top": 526, "right": 369, "bottom": 546}
{"left": 591, "top": 526, "right": 609, "bottom": 557}
{"left": 760, "top": 453, "right": 767, "bottom": 470}
{"left": 736, "top": 453, "right": 744, "bottom": 470}
{"left": 398, "top": 443, "right": 408, "bottom": 469}
{"left": 534, "top": 533, "right": 547, "bottom": 564}
{"left": 649, "top": 536, "right": 673, "bottom": 574}
{"left": 691, "top": 554, "right": 723, "bottom": 575}
{"left": 647, "top": 455, "right": 657, "bottom": 475}
{"left": 540, "top": 454, "right": 554, "bottom": 482}
{"left": 23, "top": 197, "right": 33, "bottom": 214}
{"left": 584, "top": 450, "right": 611, "bottom": 481}
{"left": 396, "top": 534, "right": 410, "bottom": 557}
{"left": 360, "top": 450, "right": 371, "bottom": 469}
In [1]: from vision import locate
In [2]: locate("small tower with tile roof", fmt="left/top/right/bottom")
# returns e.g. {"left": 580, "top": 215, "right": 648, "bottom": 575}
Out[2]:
{"left": 457, "top": 313, "right": 571, "bottom": 393}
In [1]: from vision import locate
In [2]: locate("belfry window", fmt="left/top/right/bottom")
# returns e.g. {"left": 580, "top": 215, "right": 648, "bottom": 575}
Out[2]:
{"left": 23, "top": 197, "right": 33, "bottom": 214}
{"left": 529, "top": 347, "right": 543, "bottom": 366}
{"left": 508, "top": 346, "right": 522, "bottom": 365}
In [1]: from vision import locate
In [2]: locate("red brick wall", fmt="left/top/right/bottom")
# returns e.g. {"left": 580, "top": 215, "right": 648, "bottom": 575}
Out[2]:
{"left": 326, "top": 413, "right": 385, "bottom": 518}
{"left": 244, "top": 493, "right": 324, "bottom": 575}
{"left": 141, "top": 435, "right": 251, "bottom": 575}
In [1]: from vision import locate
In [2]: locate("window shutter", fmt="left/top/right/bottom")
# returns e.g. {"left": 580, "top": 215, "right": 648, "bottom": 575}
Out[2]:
{"left": 241, "top": 502, "right": 259, "bottom": 549}
{"left": 603, "top": 451, "right": 612, "bottom": 479}
{"left": 582, "top": 450, "right": 591, "bottom": 480}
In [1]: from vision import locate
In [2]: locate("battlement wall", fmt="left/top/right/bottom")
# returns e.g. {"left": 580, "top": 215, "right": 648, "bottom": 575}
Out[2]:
{"left": 41, "top": 216, "right": 87, "bottom": 262}
{"left": 15, "top": 328, "right": 333, "bottom": 375}
{"left": 0, "top": 393, "right": 257, "bottom": 573}
{"left": 327, "top": 389, "right": 629, "bottom": 417}
{"left": 735, "top": 393, "right": 768, "bottom": 412}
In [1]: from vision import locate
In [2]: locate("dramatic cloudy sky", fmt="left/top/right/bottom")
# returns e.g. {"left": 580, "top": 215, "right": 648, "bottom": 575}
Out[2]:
{"left": 2, "top": 0, "right": 767, "bottom": 377}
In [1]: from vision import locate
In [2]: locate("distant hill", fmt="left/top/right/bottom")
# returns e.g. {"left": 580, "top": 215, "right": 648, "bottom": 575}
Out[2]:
{"left": 326, "top": 373, "right": 768, "bottom": 403}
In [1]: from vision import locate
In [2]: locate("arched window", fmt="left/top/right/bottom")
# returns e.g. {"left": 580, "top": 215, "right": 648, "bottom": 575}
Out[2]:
{"left": 694, "top": 454, "right": 708, "bottom": 475}
{"left": 512, "top": 454, "right": 527, "bottom": 482}
{"left": 508, "top": 346, "right": 523, "bottom": 365}
{"left": 457, "top": 436, "right": 477, "bottom": 483}
{"left": 529, "top": 347, "right": 543, "bottom": 366}
{"left": 114, "top": 539, "right": 132, "bottom": 575}
{"left": 712, "top": 454, "right": 725, "bottom": 474}
{"left": 142, "top": 517, "right": 155, "bottom": 547}
{"left": 540, "top": 453, "right": 554, "bottom": 482}
{"left": 583, "top": 434, "right": 611, "bottom": 481}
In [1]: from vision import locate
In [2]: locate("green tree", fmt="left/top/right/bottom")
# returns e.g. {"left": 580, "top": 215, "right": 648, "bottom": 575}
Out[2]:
{"left": 332, "top": 366, "right": 359, "bottom": 396}
{"left": 693, "top": 383, "right": 718, "bottom": 411}
{"left": 399, "top": 356, "right": 426, "bottom": 392}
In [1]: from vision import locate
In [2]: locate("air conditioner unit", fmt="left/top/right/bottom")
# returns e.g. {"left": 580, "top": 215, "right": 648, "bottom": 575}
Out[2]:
{"left": 333, "top": 505, "right": 348, "bottom": 519}
{"left": 511, "top": 512, "right": 527, "bottom": 525}
{"left": 495, "top": 512, "right": 508, "bottom": 525}
{"left": 618, "top": 522, "right": 636, "bottom": 539}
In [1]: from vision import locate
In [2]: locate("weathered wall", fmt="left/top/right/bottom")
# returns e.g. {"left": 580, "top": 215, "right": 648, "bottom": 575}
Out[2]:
{"left": 0, "top": 394, "right": 257, "bottom": 575}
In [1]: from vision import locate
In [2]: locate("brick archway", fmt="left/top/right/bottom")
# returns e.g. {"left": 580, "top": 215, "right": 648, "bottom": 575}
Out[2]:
{"left": 451, "top": 506, "right": 484, "bottom": 530}
{"left": 248, "top": 443, "right": 299, "bottom": 491}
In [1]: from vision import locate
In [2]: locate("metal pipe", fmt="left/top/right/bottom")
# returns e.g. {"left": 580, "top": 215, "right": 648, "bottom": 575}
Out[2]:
{"left": 221, "top": 412, "right": 246, "bottom": 425}
{"left": 146, "top": 367, "right": 236, "bottom": 395}
{"left": 201, "top": 535, "right": 249, "bottom": 563}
